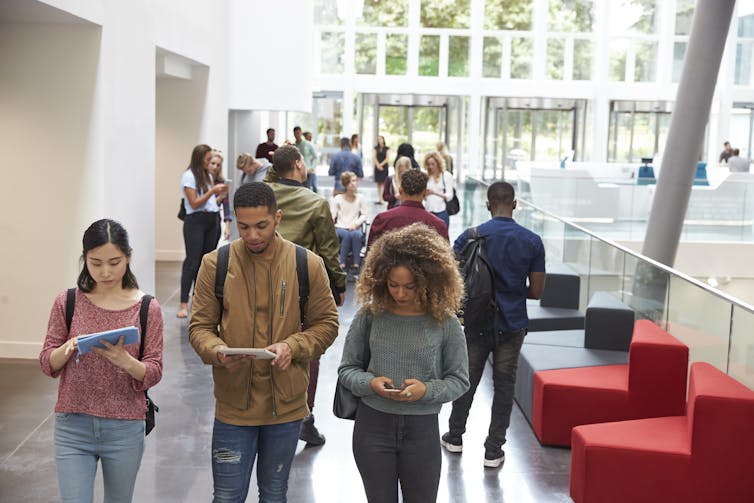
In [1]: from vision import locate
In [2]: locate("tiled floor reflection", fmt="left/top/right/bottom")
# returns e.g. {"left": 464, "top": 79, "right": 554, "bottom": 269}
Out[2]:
{"left": 0, "top": 179, "right": 572, "bottom": 502}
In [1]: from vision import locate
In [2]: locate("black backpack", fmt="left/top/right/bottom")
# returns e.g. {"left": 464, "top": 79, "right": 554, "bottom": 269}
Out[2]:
{"left": 65, "top": 289, "right": 159, "bottom": 436}
{"left": 215, "top": 243, "right": 309, "bottom": 328}
{"left": 457, "top": 226, "right": 498, "bottom": 330}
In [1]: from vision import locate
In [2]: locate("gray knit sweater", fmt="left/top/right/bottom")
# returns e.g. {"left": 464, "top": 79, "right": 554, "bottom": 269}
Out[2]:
{"left": 338, "top": 309, "right": 470, "bottom": 415}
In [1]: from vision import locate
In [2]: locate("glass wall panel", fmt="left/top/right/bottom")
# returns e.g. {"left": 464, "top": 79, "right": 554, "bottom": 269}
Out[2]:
{"left": 673, "top": 42, "right": 687, "bottom": 83}
{"left": 314, "top": 0, "right": 343, "bottom": 25}
{"left": 735, "top": 41, "right": 754, "bottom": 86}
{"left": 623, "top": 256, "right": 669, "bottom": 323}
{"left": 548, "top": 0, "right": 595, "bottom": 32}
{"left": 609, "top": 0, "right": 658, "bottom": 34}
{"left": 546, "top": 38, "right": 565, "bottom": 79}
{"left": 485, "top": 0, "right": 532, "bottom": 30}
{"left": 506, "top": 109, "right": 533, "bottom": 160}
{"left": 573, "top": 39, "right": 592, "bottom": 80}
{"left": 511, "top": 38, "right": 533, "bottom": 79}
{"left": 728, "top": 306, "right": 754, "bottom": 390}
{"left": 483, "top": 37, "right": 503, "bottom": 78}
{"left": 320, "top": 32, "right": 345, "bottom": 74}
{"left": 634, "top": 41, "right": 658, "bottom": 82}
{"left": 609, "top": 39, "right": 628, "bottom": 81}
{"left": 562, "top": 230, "right": 592, "bottom": 309}
{"left": 534, "top": 110, "right": 574, "bottom": 161}
{"left": 386, "top": 34, "right": 408, "bottom": 75}
{"left": 315, "top": 95, "right": 343, "bottom": 152}
{"left": 412, "top": 107, "right": 445, "bottom": 157}
{"left": 358, "top": 0, "right": 408, "bottom": 26}
{"left": 587, "top": 237, "right": 626, "bottom": 301}
{"left": 449, "top": 36, "right": 470, "bottom": 77}
{"left": 419, "top": 35, "right": 440, "bottom": 76}
{"left": 377, "top": 106, "right": 408, "bottom": 153}
{"left": 666, "top": 276, "right": 732, "bottom": 370}
{"left": 355, "top": 33, "right": 378, "bottom": 74}
{"left": 674, "top": 0, "right": 696, "bottom": 35}
{"left": 631, "top": 112, "right": 656, "bottom": 160}
{"left": 421, "top": 0, "right": 470, "bottom": 28}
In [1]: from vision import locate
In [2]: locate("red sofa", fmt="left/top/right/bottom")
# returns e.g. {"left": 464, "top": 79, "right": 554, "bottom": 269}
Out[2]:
{"left": 532, "top": 320, "right": 688, "bottom": 446}
{"left": 570, "top": 362, "right": 754, "bottom": 503}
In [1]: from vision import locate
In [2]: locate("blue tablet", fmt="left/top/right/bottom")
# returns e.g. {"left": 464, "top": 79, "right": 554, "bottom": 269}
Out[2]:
{"left": 76, "top": 326, "right": 140, "bottom": 355}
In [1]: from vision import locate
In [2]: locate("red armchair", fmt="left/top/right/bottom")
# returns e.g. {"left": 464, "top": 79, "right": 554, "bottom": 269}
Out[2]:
{"left": 532, "top": 320, "right": 688, "bottom": 446}
{"left": 570, "top": 362, "right": 754, "bottom": 503}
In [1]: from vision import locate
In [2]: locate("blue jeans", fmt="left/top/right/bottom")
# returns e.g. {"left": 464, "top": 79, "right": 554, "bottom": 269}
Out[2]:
{"left": 54, "top": 413, "right": 145, "bottom": 503}
{"left": 306, "top": 172, "right": 318, "bottom": 193}
{"left": 431, "top": 210, "right": 449, "bottom": 228}
{"left": 211, "top": 418, "right": 302, "bottom": 503}
{"left": 448, "top": 327, "right": 526, "bottom": 451}
{"left": 336, "top": 228, "right": 363, "bottom": 267}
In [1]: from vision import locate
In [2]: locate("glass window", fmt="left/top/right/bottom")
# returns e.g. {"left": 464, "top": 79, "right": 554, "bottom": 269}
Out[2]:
{"left": 485, "top": 0, "right": 532, "bottom": 30}
{"left": 377, "top": 106, "right": 409, "bottom": 152}
{"left": 355, "top": 33, "right": 378, "bottom": 74}
{"left": 314, "top": 0, "right": 343, "bottom": 25}
{"left": 609, "top": 39, "right": 629, "bottom": 81}
{"left": 738, "top": 11, "right": 754, "bottom": 37}
{"left": 413, "top": 107, "right": 445, "bottom": 157}
{"left": 315, "top": 96, "right": 343, "bottom": 151}
{"left": 421, "top": 0, "right": 470, "bottom": 28}
{"left": 419, "top": 35, "right": 440, "bottom": 76}
{"left": 359, "top": 0, "right": 408, "bottom": 27}
{"left": 672, "top": 42, "right": 687, "bottom": 83}
{"left": 320, "top": 32, "right": 345, "bottom": 74}
{"left": 634, "top": 40, "right": 658, "bottom": 82}
{"left": 573, "top": 39, "right": 592, "bottom": 80}
{"left": 449, "top": 36, "right": 470, "bottom": 77}
{"left": 735, "top": 41, "right": 754, "bottom": 86}
{"left": 386, "top": 34, "right": 408, "bottom": 75}
{"left": 675, "top": 0, "right": 696, "bottom": 35}
{"left": 547, "top": 38, "right": 565, "bottom": 79}
{"left": 511, "top": 37, "right": 533, "bottom": 79}
{"left": 609, "top": 0, "right": 658, "bottom": 34}
{"left": 483, "top": 37, "right": 503, "bottom": 78}
{"left": 548, "top": 0, "right": 595, "bottom": 32}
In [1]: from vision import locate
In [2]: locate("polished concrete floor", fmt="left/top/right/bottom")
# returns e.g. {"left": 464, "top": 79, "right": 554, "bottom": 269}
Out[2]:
{"left": 0, "top": 180, "right": 572, "bottom": 502}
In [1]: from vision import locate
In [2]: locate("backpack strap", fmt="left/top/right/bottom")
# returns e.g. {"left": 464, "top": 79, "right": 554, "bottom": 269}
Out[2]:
{"left": 295, "top": 245, "right": 309, "bottom": 329}
{"left": 467, "top": 225, "right": 480, "bottom": 240}
{"left": 65, "top": 288, "right": 76, "bottom": 333}
{"left": 215, "top": 243, "right": 231, "bottom": 321}
{"left": 138, "top": 295, "right": 153, "bottom": 360}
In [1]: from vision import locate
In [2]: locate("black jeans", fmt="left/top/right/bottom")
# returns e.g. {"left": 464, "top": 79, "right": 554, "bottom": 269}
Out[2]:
{"left": 353, "top": 403, "right": 441, "bottom": 503}
{"left": 180, "top": 212, "right": 220, "bottom": 303}
{"left": 448, "top": 327, "right": 526, "bottom": 451}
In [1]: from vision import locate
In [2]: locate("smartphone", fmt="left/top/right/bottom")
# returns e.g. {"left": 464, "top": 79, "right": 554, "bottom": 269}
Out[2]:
{"left": 383, "top": 383, "right": 403, "bottom": 393}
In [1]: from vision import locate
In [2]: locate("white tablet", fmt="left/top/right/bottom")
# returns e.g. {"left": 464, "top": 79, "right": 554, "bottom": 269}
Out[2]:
{"left": 220, "top": 348, "right": 276, "bottom": 359}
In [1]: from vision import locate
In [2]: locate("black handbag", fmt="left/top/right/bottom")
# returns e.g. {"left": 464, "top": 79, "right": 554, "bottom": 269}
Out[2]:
{"left": 442, "top": 175, "right": 460, "bottom": 215}
{"left": 138, "top": 295, "right": 159, "bottom": 436}
{"left": 177, "top": 198, "right": 186, "bottom": 221}
{"left": 333, "top": 313, "right": 372, "bottom": 420}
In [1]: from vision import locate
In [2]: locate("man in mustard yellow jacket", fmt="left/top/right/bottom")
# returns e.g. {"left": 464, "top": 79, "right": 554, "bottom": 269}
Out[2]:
{"left": 189, "top": 182, "right": 338, "bottom": 502}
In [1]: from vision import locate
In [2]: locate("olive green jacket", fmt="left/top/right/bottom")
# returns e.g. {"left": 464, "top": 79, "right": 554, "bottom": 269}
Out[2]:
{"left": 267, "top": 178, "right": 346, "bottom": 295}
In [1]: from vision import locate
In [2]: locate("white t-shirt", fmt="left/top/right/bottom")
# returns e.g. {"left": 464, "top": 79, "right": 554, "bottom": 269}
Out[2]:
{"left": 182, "top": 170, "right": 220, "bottom": 214}
{"left": 331, "top": 193, "right": 367, "bottom": 229}
{"left": 424, "top": 171, "right": 454, "bottom": 213}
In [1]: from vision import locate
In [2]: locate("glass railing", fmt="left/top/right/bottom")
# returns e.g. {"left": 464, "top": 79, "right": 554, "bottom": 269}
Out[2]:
{"left": 463, "top": 177, "right": 754, "bottom": 390}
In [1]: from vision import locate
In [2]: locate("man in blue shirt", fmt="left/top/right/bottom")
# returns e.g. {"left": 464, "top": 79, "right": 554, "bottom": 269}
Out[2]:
{"left": 441, "top": 181, "right": 546, "bottom": 469}
{"left": 328, "top": 137, "right": 363, "bottom": 195}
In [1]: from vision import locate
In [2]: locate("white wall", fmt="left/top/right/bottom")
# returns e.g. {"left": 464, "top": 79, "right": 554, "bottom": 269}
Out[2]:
{"left": 0, "top": 0, "right": 230, "bottom": 358}
{"left": 0, "top": 23, "right": 103, "bottom": 358}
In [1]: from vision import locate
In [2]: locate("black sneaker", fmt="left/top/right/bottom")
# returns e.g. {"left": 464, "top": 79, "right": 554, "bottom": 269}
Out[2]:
{"left": 441, "top": 432, "right": 463, "bottom": 453}
{"left": 484, "top": 448, "right": 505, "bottom": 468}
{"left": 299, "top": 415, "right": 326, "bottom": 446}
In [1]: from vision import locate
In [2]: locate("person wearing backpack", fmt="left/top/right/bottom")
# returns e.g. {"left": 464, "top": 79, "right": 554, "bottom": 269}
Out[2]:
{"left": 39, "top": 219, "right": 164, "bottom": 503}
{"left": 189, "top": 182, "right": 338, "bottom": 503}
{"left": 441, "top": 181, "right": 546, "bottom": 469}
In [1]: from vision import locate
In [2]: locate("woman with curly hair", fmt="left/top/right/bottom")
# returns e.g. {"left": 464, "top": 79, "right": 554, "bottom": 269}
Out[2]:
{"left": 338, "top": 223, "right": 470, "bottom": 503}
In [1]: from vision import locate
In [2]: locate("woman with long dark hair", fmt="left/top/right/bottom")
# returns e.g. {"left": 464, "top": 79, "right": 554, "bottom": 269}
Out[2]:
{"left": 373, "top": 135, "right": 389, "bottom": 204}
{"left": 39, "top": 219, "right": 163, "bottom": 503}
{"left": 177, "top": 144, "right": 227, "bottom": 318}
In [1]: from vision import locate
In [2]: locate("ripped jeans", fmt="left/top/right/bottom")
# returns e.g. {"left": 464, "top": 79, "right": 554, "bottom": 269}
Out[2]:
{"left": 211, "top": 418, "right": 302, "bottom": 503}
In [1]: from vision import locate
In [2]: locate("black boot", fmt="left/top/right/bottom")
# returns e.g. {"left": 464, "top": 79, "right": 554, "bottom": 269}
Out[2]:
{"left": 299, "top": 414, "right": 326, "bottom": 446}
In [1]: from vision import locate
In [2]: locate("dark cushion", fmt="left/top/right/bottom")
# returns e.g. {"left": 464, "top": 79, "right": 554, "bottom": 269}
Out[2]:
{"left": 584, "top": 292, "right": 635, "bottom": 352}
{"left": 527, "top": 304, "right": 585, "bottom": 332}
{"left": 540, "top": 263, "right": 581, "bottom": 309}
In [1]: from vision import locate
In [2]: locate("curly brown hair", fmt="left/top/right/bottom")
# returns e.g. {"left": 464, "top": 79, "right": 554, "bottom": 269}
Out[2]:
{"left": 356, "top": 223, "right": 464, "bottom": 321}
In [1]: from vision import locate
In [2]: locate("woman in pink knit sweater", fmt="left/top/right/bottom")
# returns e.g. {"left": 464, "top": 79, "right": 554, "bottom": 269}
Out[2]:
{"left": 39, "top": 219, "right": 163, "bottom": 503}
